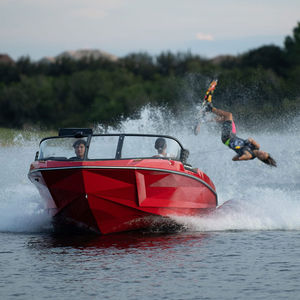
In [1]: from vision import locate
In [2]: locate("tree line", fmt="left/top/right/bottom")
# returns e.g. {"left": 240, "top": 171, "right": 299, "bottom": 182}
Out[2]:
{"left": 0, "top": 22, "right": 300, "bottom": 129}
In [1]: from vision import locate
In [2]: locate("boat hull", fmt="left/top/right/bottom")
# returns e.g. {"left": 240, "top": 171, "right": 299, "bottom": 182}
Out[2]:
{"left": 29, "top": 159, "right": 217, "bottom": 234}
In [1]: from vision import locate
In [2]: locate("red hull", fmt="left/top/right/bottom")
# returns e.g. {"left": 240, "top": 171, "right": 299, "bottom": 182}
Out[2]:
{"left": 29, "top": 159, "right": 217, "bottom": 234}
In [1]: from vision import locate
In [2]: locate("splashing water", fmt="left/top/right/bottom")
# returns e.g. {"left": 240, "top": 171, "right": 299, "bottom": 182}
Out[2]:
{"left": 0, "top": 106, "right": 299, "bottom": 233}
{"left": 0, "top": 135, "right": 52, "bottom": 232}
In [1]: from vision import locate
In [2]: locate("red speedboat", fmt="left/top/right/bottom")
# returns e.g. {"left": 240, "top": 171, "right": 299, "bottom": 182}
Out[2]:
{"left": 28, "top": 129, "right": 217, "bottom": 234}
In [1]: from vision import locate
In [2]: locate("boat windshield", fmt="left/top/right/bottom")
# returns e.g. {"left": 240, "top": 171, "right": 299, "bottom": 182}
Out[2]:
{"left": 38, "top": 137, "right": 89, "bottom": 160}
{"left": 38, "top": 134, "right": 182, "bottom": 161}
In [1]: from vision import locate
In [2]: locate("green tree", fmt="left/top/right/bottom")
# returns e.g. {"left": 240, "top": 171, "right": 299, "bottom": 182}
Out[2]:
{"left": 120, "top": 53, "right": 156, "bottom": 80}
{"left": 284, "top": 21, "right": 300, "bottom": 65}
{"left": 239, "top": 45, "right": 288, "bottom": 76}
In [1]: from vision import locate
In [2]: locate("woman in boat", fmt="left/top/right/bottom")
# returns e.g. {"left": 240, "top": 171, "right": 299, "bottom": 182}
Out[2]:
{"left": 205, "top": 102, "right": 277, "bottom": 167}
{"left": 72, "top": 139, "right": 86, "bottom": 160}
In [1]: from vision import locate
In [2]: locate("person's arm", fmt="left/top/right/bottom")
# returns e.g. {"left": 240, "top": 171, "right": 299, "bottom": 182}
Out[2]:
{"left": 232, "top": 151, "right": 252, "bottom": 161}
{"left": 247, "top": 138, "right": 260, "bottom": 150}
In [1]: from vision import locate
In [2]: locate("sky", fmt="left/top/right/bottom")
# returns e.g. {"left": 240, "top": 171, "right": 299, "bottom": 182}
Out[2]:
{"left": 0, "top": 0, "right": 299, "bottom": 61}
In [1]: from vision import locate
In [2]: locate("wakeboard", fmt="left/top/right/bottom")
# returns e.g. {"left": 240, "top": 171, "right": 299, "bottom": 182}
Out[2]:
{"left": 193, "top": 79, "right": 218, "bottom": 135}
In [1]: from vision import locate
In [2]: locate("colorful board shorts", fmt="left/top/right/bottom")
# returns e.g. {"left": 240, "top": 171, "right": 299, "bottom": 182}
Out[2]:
{"left": 221, "top": 120, "right": 236, "bottom": 144}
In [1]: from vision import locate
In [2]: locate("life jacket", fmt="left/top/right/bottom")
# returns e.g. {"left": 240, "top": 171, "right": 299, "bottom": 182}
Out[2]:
{"left": 225, "top": 137, "right": 256, "bottom": 159}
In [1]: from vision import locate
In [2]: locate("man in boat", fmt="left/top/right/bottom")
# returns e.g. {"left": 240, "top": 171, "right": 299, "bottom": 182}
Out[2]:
{"left": 154, "top": 138, "right": 169, "bottom": 157}
{"left": 204, "top": 102, "right": 277, "bottom": 167}
{"left": 72, "top": 139, "right": 86, "bottom": 160}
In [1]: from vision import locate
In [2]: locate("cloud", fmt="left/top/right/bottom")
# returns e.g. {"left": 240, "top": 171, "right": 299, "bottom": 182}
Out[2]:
{"left": 196, "top": 32, "right": 214, "bottom": 41}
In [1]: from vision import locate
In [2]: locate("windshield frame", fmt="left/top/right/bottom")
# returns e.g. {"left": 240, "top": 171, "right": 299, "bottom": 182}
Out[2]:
{"left": 38, "top": 133, "right": 185, "bottom": 161}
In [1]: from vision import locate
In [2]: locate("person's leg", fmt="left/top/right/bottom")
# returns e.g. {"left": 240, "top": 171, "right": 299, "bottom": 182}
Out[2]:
{"left": 211, "top": 106, "right": 236, "bottom": 144}
{"left": 211, "top": 107, "right": 233, "bottom": 122}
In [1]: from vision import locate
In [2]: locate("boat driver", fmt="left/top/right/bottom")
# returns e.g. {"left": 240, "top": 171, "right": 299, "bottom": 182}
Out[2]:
{"left": 72, "top": 139, "right": 86, "bottom": 160}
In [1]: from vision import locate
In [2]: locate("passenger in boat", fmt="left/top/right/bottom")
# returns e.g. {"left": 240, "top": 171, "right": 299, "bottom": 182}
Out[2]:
{"left": 205, "top": 102, "right": 277, "bottom": 167}
{"left": 71, "top": 139, "right": 86, "bottom": 160}
{"left": 153, "top": 138, "right": 169, "bottom": 157}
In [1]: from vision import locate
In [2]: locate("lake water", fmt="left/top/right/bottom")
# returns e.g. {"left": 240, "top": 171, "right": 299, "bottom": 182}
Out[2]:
{"left": 0, "top": 109, "right": 299, "bottom": 299}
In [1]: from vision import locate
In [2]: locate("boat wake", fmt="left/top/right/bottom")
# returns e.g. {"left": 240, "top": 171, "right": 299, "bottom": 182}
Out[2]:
{"left": 172, "top": 195, "right": 300, "bottom": 232}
